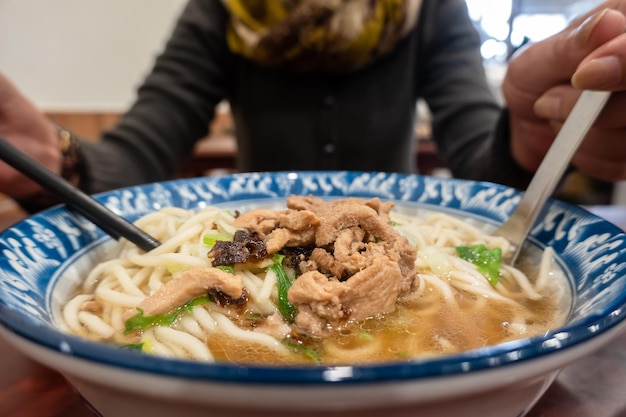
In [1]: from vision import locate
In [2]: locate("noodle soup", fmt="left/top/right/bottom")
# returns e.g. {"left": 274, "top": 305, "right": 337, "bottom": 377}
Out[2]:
{"left": 60, "top": 196, "right": 570, "bottom": 365}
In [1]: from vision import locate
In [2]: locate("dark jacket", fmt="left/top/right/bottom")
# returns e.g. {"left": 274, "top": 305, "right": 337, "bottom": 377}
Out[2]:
{"left": 80, "top": 0, "right": 532, "bottom": 194}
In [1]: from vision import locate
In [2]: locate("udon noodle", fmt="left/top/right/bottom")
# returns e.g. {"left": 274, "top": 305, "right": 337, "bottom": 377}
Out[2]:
{"left": 61, "top": 196, "right": 569, "bottom": 365}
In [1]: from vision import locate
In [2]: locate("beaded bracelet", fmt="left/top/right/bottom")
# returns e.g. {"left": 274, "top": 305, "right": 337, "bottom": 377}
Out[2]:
{"left": 14, "top": 125, "right": 87, "bottom": 213}
{"left": 56, "top": 125, "right": 84, "bottom": 186}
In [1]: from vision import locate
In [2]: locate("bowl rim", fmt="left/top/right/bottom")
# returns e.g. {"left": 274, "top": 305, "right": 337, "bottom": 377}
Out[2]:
{"left": 1, "top": 170, "right": 626, "bottom": 385}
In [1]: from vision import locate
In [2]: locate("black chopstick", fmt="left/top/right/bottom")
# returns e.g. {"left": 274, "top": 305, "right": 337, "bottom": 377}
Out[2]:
{"left": 0, "top": 136, "right": 161, "bottom": 251}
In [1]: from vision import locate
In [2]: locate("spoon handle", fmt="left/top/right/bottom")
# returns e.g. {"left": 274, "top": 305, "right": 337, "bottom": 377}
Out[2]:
{"left": 495, "top": 90, "right": 611, "bottom": 264}
{"left": 0, "top": 136, "right": 161, "bottom": 251}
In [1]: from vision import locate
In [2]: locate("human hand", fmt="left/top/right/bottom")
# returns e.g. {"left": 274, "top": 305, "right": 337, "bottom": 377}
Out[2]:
{"left": 502, "top": 2, "right": 626, "bottom": 182}
{"left": 0, "top": 72, "right": 61, "bottom": 198}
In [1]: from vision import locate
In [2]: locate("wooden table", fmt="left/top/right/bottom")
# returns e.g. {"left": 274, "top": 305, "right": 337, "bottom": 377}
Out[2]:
{"left": 1, "top": 201, "right": 625, "bottom": 417}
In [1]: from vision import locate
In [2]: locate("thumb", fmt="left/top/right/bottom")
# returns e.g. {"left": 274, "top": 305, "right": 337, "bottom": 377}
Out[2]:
{"left": 0, "top": 72, "right": 38, "bottom": 122}
{"left": 506, "top": 8, "right": 626, "bottom": 97}
{"left": 0, "top": 71, "right": 24, "bottom": 105}
{"left": 0, "top": 72, "right": 19, "bottom": 113}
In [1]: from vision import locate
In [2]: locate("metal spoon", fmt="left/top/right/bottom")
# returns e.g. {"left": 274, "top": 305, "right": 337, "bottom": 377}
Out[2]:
{"left": 494, "top": 90, "right": 611, "bottom": 265}
{"left": 0, "top": 135, "right": 161, "bottom": 251}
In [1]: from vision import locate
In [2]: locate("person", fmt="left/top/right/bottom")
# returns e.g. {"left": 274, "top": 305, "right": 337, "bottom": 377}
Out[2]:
{"left": 1, "top": 0, "right": 626, "bottom": 213}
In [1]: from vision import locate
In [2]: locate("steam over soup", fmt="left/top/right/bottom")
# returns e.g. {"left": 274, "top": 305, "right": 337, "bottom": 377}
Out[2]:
{"left": 60, "top": 196, "right": 570, "bottom": 365}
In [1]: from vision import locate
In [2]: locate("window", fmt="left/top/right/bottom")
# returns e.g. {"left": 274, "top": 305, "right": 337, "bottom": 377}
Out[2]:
{"left": 465, "top": 0, "right": 513, "bottom": 62}
{"left": 465, "top": 0, "right": 602, "bottom": 63}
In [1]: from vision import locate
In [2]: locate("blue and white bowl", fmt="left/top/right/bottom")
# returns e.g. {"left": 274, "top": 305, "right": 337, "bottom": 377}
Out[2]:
{"left": 1, "top": 171, "right": 626, "bottom": 417}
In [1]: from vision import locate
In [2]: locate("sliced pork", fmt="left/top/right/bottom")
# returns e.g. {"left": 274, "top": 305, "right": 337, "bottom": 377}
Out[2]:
{"left": 236, "top": 196, "right": 417, "bottom": 337}
{"left": 124, "top": 267, "right": 244, "bottom": 320}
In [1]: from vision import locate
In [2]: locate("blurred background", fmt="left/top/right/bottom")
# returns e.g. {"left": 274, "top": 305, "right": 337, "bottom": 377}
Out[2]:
{"left": 0, "top": 0, "right": 623, "bottom": 207}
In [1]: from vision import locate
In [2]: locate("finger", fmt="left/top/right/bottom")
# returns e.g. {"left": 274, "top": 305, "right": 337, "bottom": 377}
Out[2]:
{"left": 571, "top": 33, "right": 626, "bottom": 90}
{"left": 504, "top": 8, "right": 626, "bottom": 111}
{"left": 534, "top": 86, "right": 626, "bottom": 127}
{"left": 526, "top": 119, "right": 626, "bottom": 181}
{"left": 509, "top": 117, "right": 558, "bottom": 171}
{"left": 0, "top": 72, "right": 45, "bottom": 134}
{"left": 571, "top": 128, "right": 626, "bottom": 181}
{"left": 0, "top": 71, "right": 23, "bottom": 109}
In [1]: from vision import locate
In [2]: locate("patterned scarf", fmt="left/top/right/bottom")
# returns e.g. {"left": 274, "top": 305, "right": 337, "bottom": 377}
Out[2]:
{"left": 221, "top": 0, "right": 423, "bottom": 73}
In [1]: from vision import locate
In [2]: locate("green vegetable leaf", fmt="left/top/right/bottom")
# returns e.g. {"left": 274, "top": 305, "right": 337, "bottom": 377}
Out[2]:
{"left": 359, "top": 331, "right": 374, "bottom": 341}
{"left": 456, "top": 244, "right": 502, "bottom": 285}
{"left": 285, "top": 340, "right": 322, "bottom": 363}
{"left": 217, "top": 265, "right": 234, "bottom": 274}
{"left": 267, "top": 253, "right": 297, "bottom": 323}
{"left": 124, "top": 296, "right": 210, "bottom": 334}
{"left": 203, "top": 232, "right": 232, "bottom": 246}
